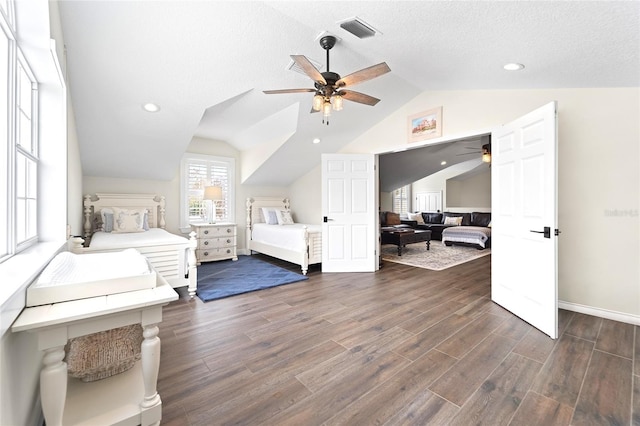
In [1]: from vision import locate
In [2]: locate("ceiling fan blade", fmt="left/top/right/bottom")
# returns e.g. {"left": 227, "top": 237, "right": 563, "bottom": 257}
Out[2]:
{"left": 340, "top": 90, "right": 380, "bottom": 106}
{"left": 336, "top": 62, "right": 390, "bottom": 87}
{"left": 263, "top": 88, "right": 316, "bottom": 94}
{"left": 290, "top": 55, "right": 327, "bottom": 85}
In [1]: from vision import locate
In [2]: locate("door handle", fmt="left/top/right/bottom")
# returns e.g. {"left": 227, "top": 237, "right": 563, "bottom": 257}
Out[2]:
{"left": 530, "top": 226, "right": 551, "bottom": 238}
{"left": 323, "top": 217, "right": 334, "bottom": 223}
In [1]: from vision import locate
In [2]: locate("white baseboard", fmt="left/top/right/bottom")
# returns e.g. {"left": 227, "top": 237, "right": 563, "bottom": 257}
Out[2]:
{"left": 558, "top": 300, "right": 640, "bottom": 326}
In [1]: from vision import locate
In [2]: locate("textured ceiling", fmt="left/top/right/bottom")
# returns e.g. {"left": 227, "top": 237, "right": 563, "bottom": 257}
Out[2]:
{"left": 56, "top": 1, "right": 640, "bottom": 184}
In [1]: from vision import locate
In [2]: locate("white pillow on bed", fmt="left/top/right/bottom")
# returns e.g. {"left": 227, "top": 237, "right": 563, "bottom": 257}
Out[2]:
{"left": 112, "top": 207, "right": 147, "bottom": 233}
{"left": 276, "top": 210, "right": 295, "bottom": 225}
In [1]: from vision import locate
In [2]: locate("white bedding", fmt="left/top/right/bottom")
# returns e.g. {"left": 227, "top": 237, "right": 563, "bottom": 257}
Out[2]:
{"left": 90, "top": 228, "right": 189, "bottom": 249}
{"left": 251, "top": 223, "right": 321, "bottom": 252}
{"left": 36, "top": 249, "right": 150, "bottom": 287}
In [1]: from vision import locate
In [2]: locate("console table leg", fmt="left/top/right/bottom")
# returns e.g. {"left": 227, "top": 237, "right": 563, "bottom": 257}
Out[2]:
{"left": 140, "top": 325, "right": 161, "bottom": 409}
{"left": 40, "top": 346, "right": 67, "bottom": 426}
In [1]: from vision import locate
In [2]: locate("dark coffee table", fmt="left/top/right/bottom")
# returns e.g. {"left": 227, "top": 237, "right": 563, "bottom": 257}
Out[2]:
{"left": 381, "top": 229, "right": 432, "bottom": 256}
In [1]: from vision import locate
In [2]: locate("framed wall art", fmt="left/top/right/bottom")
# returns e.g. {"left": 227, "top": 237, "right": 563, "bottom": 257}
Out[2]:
{"left": 408, "top": 106, "right": 442, "bottom": 143}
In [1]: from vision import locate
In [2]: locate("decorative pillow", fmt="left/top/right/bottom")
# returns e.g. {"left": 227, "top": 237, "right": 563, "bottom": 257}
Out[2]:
{"left": 112, "top": 207, "right": 147, "bottom": 233}
{"left": 385, "top": 212, "right": 401, "bottom": 226}
{"left": 260, "top": 207, "right": 281, "bottom": 224}
{"left": 444, "top": 216, "right": 463, "bottom": 226}
{"left": 103, "top": 212, "right": 114, "bottom": 232}
{"left": 100, "top": 208, "right": 113, "bottom": 231}
{"left": 406, "top": 212, "right": 425, "bottom": 224}
{"left": 276, "top": 210, "right": 295, "bottom": 225}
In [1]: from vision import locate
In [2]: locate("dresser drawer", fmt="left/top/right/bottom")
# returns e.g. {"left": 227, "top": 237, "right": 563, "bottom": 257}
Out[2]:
{"left": 198, "top": 236, "right": 236, "bottom": 250}
{"left": 197, "top": 247, "right": 236, "bottom": 261}
{"left": 196, "top": 226, "right": 235, "bottom": 238}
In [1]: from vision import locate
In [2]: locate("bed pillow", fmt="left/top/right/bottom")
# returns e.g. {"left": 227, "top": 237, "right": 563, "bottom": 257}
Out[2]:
{"left": 276, "top": 210, "right": 295, "bottom": 225}
{"left": 443, "top": 216, "right": 463, "bottom": 226}
{"left": 112, "top": 207, "right": 147, "bottom": 233}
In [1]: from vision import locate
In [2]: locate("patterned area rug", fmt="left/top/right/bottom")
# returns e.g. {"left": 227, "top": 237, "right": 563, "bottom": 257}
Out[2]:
{"left": 381, "top": 241, "right": 491, "bottom": 271}
{"left": 196, "top": 256, "right": 308, "bottom": 302}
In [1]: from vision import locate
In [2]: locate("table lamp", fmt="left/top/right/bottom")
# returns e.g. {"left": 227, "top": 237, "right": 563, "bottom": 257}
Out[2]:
{"left": 203, "top": 185, "right": 223, "bottom": 223}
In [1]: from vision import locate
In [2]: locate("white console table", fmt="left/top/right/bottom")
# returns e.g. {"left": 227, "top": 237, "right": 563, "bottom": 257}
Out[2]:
{"left": 12, "top": 274, "right": 178, "bottom": 426}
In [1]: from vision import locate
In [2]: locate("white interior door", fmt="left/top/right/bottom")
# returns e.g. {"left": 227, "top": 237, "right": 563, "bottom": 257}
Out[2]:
{"left": 321, "top": 154, "right": 378, "bottom": 272}
{"left": 491, "top": 101, "right": 558, "bottom": 339}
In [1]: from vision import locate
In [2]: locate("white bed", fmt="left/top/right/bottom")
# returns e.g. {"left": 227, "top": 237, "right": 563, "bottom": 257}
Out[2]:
{"left": 68, "top": 193, "right": 198, "bottom": 297}
{"left": 246, "top": 197, "right": 322, "bottom": 275}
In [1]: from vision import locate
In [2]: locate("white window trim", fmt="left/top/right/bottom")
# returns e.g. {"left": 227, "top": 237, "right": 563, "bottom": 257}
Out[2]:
{"left": 179, "top": 153, "right": 235, "bottom": 234}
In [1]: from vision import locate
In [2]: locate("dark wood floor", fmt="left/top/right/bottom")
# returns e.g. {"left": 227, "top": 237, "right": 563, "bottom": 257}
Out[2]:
{"left": 157, "top": 254, "right": 639, "bottom": 425}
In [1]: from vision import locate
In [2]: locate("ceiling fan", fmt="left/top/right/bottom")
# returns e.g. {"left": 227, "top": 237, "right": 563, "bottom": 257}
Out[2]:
{"left": 263, "top": 35, "right": 390, "bottom": 125}
{"left": 457, "top": 143, "right": 492, "bottom": 163}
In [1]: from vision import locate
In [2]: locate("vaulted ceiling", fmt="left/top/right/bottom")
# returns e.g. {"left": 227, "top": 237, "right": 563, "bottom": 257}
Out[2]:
{"left": 56, "top": 1, "right": 640, "bottom": 185}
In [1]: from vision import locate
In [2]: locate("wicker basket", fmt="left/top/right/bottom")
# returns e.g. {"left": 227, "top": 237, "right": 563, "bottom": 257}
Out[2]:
{"left": 64, "top": 324, "right": 143, "bottom": 382}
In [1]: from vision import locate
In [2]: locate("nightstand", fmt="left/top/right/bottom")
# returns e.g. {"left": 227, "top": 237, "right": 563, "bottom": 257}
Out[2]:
{"left": 190, "top": 223, "right": 238, "bottom": 263}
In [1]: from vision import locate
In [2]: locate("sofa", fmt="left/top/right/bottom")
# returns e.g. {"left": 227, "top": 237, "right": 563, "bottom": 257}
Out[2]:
{"left": 401, "top": 211, "right": 492, "bottom": 241}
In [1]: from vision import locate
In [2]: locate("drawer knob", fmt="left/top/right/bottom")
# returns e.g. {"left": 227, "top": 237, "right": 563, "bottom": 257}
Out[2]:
{"left": 227, "top": 228, "right": 231, "bottom": 233}
{"left": 204, "top": 230, "right": 209, "bottom": 235}
{"left": 226, "top": 239, "right": 231, "bottom": 243}
{"left": 203, "top": 251, "right": 209, "bottom": 256}
{"left": 226, "top": 249, "right": 230, "bottom": 254}
{"left": 204, "top": 241, "right": 209, "bottom": 245}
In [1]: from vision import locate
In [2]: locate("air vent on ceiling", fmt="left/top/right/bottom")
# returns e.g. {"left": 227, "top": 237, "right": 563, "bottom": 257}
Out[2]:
{"left": 287, "top": 57, "right": 323, "bottom": 75}
{"left": 338, "top": 16, "right": 381, "bottom": 39}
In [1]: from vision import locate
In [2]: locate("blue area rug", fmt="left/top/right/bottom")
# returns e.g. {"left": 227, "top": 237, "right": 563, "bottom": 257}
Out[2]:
{"left": 196, "top": 256, "right": 308, "bottom": 302}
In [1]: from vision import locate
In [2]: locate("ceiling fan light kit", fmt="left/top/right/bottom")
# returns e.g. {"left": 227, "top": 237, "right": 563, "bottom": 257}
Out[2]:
{"left": 264, "top": 34, "right": 390, "bottom": 125}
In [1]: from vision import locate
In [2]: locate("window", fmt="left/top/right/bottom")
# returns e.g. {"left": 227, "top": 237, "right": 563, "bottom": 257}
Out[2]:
{"left": 16, "top": 57, "right": 38, "bottom": 248}
{"left": 0, "top": 11, "right": 39, "bottom": 262}
{"left": 392, "top": 185, "right": 410, "bottom": 215}
{"left": 180, "top": 153, "right": 235, "bottom": 232}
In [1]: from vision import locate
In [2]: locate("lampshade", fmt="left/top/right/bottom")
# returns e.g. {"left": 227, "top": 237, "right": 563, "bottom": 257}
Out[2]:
{"left": 204, "top": 185, "right": 223, "bottom": 201}
{"left": 481, "top": 143, "right": 491, "bottom": 163}
{"left": 332, "top": 94, "right": 343, "bottom": 111}
{"left": 322, "top": 100, "right": 332, "bottom": 117}
{"left": 312, "top": 94, "right": 323, "bottom": 111}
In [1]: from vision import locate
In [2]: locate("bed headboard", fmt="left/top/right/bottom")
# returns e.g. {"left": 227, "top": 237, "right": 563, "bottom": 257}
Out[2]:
{"left": 245, "top": 196, "right": 289, "bottom": 231}
{"left": 83, "top": 193, "right": 166, "bottom": 238}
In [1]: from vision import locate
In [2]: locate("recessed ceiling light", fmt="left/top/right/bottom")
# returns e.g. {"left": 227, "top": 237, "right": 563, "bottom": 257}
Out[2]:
{"left": 142, "top": 103, "right": 160, "bottom": 112}
{"left": 312, "top": 138, "right": 321, "bottom": 144}
{"left": 441, "top": 161, "right": 447, "bottom": 166}
{"left": 503, "top": 63, "right": 525, "bottom": 71}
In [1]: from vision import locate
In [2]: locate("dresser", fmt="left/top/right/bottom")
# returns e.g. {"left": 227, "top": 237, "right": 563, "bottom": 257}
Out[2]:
{"left": 191, "top": 223, "right": 238, "bottom": 263}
